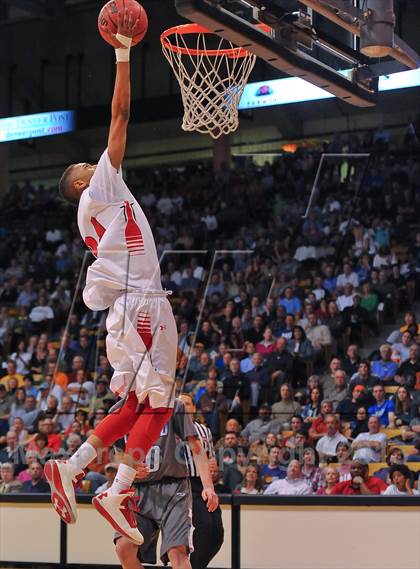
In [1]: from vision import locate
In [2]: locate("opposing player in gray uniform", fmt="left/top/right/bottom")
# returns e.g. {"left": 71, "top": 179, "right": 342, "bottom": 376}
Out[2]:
{"left": 115, "top": 399, "right": 219, "bottom": 569}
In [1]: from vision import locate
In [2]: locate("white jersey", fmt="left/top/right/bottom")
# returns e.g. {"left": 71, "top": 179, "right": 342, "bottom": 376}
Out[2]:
{"left": 77, "top": 149, "right": 162, "bottom": 311}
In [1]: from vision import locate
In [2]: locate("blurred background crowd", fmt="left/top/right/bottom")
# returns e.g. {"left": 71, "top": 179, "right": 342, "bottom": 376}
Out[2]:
{"left": 0, "top": 128, "right": 419, "bottom": 496}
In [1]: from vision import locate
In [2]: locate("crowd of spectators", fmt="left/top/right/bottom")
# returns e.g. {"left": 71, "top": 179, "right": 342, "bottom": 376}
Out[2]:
{"left": 0, "top": 128, "right": 419, "bottom": 496}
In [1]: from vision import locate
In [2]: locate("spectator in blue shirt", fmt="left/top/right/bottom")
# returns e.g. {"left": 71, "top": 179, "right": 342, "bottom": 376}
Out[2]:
{"left": 323, "top": 265, "right": 337, "bottom": 294}
{"left": 368, "top": 383, "right": 395, "bottom": 427}
{"left": 240, "top": 342, "right": 256, "bottom": 374}
{"left": 371, "top": 344, "right": 398, "bottom": 383}
{"left": 260, "top": 446, "right": 287, "bottom": 489}
{"left": 279, "top": 287, "right": 302, "bottom": 315}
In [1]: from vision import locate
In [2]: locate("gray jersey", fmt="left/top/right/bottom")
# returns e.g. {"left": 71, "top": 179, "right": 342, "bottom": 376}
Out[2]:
{"left": 142, "top": 399, "right": 197, "bottom": 482}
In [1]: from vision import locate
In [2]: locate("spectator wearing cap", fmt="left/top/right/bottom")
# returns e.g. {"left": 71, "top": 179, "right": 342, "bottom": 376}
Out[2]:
{"left": 241, "top": 403, "right": 272, "bottom": 444}
{"left": 0, "top": 463, "right": 23, "bottom": 494}
{"left": 316, "top": 415, "right": 348, "bottom": 461}
{"left": 330, "top": 459, "right": 387, "bottom": 495}
{"left": 264, "top": 459, "right": 311, "bottom": 496}
{"left": 383, "top": 464, "right": 419, "bottom": 495}
{"left": 36, "top": 378, "right": 63, "bottom": 411}
{"left": 336, "top": 384, "right": 368, "bottom": 422}
{"left": 371, "top": 344, "right": 398, "bottom": 384}
{"left": 21, "top": 461, "right": 50, "bottom": 493}
{"left": 95, "top": 462, "right": 118, "bottom": 494}
{"left": 89, "top": 378, "right": 109, "bottom": 415}
{"left": 352, "top": 416, "right": 387, "bottom": 463}
{"left": 368, "top": 383, "right": 395, "bottom": 427}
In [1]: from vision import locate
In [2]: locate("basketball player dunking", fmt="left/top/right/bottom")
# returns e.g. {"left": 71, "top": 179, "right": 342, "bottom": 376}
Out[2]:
{"left": 45, "top": 8, "right": 177, "bottom": 545}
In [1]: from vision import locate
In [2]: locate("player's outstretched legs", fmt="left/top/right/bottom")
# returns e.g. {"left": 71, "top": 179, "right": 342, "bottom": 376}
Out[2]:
{"left": 92, "top": 398, "right": 172, "bottom": 543}
{"left": 46, "top": 392, "right": 172, "bottom": 544}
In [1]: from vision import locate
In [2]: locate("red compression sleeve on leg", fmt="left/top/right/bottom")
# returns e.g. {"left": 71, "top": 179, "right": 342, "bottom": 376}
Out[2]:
{"left": 93, "top": 391, "right": 141, "bottom": 447}
{"left": 125, "top": 399, "right": 173, "bottom": 462}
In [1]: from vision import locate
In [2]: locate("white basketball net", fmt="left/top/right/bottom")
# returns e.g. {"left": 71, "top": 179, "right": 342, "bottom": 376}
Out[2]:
{"left": 161, "top": 28, "right": 256, "bottom": 139}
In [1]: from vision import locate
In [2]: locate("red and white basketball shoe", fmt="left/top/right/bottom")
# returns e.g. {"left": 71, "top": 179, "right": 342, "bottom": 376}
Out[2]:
{"left": 92, "top": 489, "right": 144, "bottom": 545}
{"left": 44, "top": 460, "right": 85, "bottom": 524}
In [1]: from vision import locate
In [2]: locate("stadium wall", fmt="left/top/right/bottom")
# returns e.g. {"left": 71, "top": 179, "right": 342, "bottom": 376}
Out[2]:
{"left": 1, "top": 495, "right": 419, "bottom": 569}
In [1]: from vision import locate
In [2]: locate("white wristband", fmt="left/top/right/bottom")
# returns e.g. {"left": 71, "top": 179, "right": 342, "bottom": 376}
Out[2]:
{"left": 115, "top": 33, "right": 132, "bottom": 62}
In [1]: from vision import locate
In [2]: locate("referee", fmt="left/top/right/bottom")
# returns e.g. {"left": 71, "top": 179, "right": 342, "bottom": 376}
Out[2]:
{"left": 180, "top": 394, "right": 225, "bottom": 569}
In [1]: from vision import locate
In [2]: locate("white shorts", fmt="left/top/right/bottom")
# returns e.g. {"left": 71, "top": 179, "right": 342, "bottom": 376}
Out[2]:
{"left": 106, "top": 291, "right": 177, "bottom": 409}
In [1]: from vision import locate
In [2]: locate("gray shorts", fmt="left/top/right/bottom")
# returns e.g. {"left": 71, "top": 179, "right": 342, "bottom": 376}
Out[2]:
{"left": 115, "top": 478, "right": 193, "bottom": 565}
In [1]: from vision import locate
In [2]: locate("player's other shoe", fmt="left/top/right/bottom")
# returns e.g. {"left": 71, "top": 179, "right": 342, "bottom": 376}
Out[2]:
{"left": 44, "top": 460, "right": 84, "bottom": 524}
{"left": 92, "top": 489, "right": 144, "bottom": 545}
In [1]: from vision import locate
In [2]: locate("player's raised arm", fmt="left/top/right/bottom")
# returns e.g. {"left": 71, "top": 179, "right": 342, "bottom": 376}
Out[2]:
{"left": 107, "top": 9, "right": 139, "bottom": 171}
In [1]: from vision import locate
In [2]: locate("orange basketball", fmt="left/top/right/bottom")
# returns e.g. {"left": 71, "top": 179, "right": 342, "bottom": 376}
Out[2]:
{"left": 98, "top": 0, "right": 148, "bottom": 48}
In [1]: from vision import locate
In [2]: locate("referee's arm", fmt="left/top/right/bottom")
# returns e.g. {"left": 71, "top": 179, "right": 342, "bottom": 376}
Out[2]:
{"left": 187, "top": 436, "right": 219, "bottom": 512}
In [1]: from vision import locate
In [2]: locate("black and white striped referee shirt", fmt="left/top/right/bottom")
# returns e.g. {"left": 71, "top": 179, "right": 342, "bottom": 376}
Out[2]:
{"left": 185, "top": 421, "right": 214, "bottom": 478}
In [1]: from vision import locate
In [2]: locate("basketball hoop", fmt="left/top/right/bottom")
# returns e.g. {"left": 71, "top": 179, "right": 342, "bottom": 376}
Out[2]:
{"left": 161, "top": 23, "right": 257, "bottom": 139}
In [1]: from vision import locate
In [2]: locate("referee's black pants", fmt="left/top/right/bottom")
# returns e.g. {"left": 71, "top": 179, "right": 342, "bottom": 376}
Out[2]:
{"left": 191, "top": 490, "right": 224, "bottom": 569}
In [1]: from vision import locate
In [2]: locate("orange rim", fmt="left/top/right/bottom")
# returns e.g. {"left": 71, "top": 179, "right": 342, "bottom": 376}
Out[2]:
{"left": 160, "top": 22, "right": 271, "bottom": 58}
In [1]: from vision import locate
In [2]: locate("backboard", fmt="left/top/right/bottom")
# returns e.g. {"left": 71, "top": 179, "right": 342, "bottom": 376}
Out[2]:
{"left": 175, "top": 0, "right": 420, "bottom": 107}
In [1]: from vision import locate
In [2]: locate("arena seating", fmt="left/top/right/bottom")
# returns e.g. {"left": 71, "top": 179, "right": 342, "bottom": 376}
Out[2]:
{"left": 0, "top": 127, "right": 419, "bottom": 497}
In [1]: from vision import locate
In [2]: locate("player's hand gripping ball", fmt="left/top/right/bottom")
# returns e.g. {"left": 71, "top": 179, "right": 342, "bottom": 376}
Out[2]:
{"left": 98, "top": 0, "right": 148, "bottom": 47}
